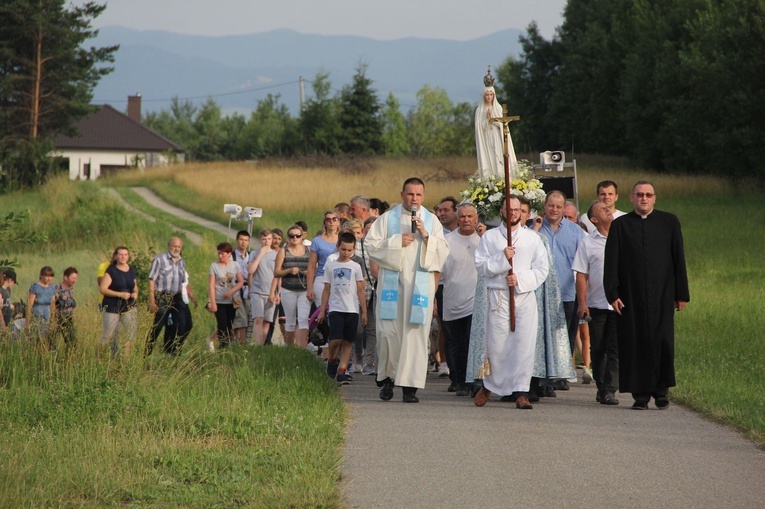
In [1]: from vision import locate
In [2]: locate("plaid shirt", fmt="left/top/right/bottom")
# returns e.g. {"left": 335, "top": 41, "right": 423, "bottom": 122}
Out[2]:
{"left": 149, "top": 252, "right": 186, "bottom": 295}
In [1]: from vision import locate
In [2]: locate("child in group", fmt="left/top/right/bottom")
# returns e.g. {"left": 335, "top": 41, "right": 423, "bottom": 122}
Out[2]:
{"left": 1, "top": 269, "right": 18, "bottom": 333}
{"left": 318, "top": 232, "right": 368, "bottom": 385}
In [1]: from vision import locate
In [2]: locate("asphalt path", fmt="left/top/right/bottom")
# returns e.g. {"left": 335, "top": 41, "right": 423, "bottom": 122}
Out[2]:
{"left": 341, "top": 370, "right": 765, "bottom": 508}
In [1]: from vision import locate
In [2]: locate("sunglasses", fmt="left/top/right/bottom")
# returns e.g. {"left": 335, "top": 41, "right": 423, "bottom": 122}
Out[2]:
{"left": 288, "top": 233, "right": 302, "bottom": 239}
{"left": 325, "top": 217, "right": 339, "bottom": 222}
{"left": 634, "top": 192, "right": 655, "bottom": 198}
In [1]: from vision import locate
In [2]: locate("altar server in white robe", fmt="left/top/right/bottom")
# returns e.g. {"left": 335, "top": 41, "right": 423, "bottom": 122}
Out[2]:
{"left": 474, "top": 195, "right": 549, "bottom": 409}
{"left": 365, "top": 177, "right": 450, "bottom": 403}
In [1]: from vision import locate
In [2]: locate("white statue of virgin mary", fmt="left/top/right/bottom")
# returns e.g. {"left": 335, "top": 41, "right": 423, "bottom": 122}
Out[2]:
{"left": 475, "top": 66, "right": 518, "bottom": 180}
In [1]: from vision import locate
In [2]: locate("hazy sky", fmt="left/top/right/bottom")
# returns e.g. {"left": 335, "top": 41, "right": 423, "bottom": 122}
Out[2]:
{"left": 71, "top": 0, "right": 568, "bottom": 40}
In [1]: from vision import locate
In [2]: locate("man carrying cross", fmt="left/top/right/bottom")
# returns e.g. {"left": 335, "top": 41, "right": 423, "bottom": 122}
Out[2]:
{"left": 365, "top": 177, "right": 450, "bottom": 403}
{"left": 473, "top": 195, "right": 549, "bottom": 409}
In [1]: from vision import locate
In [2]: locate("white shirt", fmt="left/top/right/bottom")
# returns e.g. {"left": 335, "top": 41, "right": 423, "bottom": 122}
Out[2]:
{"left": 571, "top": 229, "right": 612, "bottom": 310}
{"left": 323, "top": 259, "right": 364, "bottom": 314}
{"left": 580, "top": 208, "right": 626, "bottom": 234}
{"left": 441, "top": 230, "right": 480, "bottom": 321}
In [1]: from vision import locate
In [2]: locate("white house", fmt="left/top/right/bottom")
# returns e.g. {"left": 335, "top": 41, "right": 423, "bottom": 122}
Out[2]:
{"left": 54, "top": 95, "right": 184, "bottom": 180}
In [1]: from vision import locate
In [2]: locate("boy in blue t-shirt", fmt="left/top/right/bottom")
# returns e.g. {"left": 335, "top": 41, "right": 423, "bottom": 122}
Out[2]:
{"left": 318, "top": 232, "right": 368, "bottom": 384}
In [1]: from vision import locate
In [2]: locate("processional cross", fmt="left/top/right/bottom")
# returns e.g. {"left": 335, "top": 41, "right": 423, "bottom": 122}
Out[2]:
{"left": 490, "top": 104, "right": 520, "bottom": 332}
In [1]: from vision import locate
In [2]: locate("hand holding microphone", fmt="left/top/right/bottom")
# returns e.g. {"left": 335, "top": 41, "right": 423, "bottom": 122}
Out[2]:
{"left": 411, "top": 205, "right": 418, "bottom": 233}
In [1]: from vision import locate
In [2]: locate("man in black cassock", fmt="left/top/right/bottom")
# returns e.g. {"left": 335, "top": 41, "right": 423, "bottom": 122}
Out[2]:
{"left": 603, "top": 181, "right": 690, "bottom": 410}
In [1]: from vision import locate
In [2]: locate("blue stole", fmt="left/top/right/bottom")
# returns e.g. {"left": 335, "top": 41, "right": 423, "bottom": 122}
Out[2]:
{"left": 379, "top": 205, "right": 434, "bottom": 325}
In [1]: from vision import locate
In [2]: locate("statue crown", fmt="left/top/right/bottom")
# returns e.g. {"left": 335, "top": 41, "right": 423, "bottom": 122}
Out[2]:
{"left": 483, "top": 65, "right": 495, "bottom": 87}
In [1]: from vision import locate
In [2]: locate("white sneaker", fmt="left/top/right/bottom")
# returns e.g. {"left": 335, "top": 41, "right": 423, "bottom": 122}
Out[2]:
{"left": 438, "top": 363, "right": 450, "bottom": 377}
{"left": 206, "top": 338, "right": 215, "bottom": 352}
{"left": 582, "top": 368, "right": 593, "bottom": 384}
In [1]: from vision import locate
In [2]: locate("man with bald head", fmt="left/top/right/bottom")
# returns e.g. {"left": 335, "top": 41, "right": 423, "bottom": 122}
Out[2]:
{"left": 539, "top": 190, "right": 585, "bottom": 390}
{"left": 148, "top": 237, "right": 197, "bottom": 355}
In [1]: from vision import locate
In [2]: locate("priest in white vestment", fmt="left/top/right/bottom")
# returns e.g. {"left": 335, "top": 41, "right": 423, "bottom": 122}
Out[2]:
{"left": 474, "top": 196, "right": 549, "bottom": 409}
{"left": 364, "top": 178, "right": 450, "bottom": 403}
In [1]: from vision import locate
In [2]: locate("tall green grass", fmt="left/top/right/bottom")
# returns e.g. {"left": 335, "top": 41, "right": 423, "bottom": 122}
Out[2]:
{"left": 1, "top": 176, "right": 348, "bottom": 507}
{"left": 0, "top": 341, "right": 345, "bottom": 507}
{"left": 666, "top": 194, "right": 765, "bottom": 443}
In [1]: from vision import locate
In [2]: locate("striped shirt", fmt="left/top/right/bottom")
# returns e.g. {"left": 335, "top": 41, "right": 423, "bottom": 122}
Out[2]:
{"left": 148, "top": 252, "right": 186, "bottom": 294}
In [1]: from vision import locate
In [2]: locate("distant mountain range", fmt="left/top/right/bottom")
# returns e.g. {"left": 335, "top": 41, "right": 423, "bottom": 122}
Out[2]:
{"left": 89, "top": 27, "right": 524, "bottom": 116}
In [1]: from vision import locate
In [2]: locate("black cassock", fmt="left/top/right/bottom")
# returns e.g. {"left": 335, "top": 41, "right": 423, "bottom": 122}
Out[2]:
{"left": 603, "top": 210, "right": 690, "bottom": 394}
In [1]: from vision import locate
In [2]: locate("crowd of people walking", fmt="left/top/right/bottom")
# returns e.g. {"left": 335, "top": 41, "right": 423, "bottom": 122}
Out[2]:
{"left": 1, "top": 175, "right": 689, "bottom": 414}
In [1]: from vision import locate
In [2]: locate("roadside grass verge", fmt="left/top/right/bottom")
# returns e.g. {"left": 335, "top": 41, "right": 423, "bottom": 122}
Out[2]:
{"left": 0, "top": 339, "right": 346, "bottom": 507}
{"left": 667, "top": 194, "right": 765, "bottom": 444}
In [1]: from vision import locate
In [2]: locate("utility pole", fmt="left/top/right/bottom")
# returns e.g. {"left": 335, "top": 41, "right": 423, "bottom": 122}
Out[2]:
{"left": 299, "top": 76, "right": 305, "bottom": 112}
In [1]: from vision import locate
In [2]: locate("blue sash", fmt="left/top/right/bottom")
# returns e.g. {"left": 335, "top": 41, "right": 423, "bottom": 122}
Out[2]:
{"left": 378, "top": 205, "right": 434, "bottom": 325}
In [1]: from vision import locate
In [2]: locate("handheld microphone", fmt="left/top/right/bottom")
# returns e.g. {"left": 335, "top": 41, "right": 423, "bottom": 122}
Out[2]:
{"left": 411, "top": 205, "right": 418, "bottom": 233}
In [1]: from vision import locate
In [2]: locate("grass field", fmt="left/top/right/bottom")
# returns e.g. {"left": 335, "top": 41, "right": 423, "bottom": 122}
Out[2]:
{"left": 1, "top": 157, "right": 764, "bottom": 506}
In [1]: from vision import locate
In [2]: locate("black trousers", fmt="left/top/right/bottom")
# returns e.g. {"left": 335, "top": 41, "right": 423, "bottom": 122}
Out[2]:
{"left": 214, "top": 303, "right": 236, "bottom": 347}
{"left": 442, "top": 314, "right": 473, "bottom": 385}
{"left": 588, "top": 307, "right": 619, "bottom": 394}
{"left": 147, "top": 293, "right": 192, "bottom": 355}
{"left": 562, "top": 299, "right": 581, "bottom": 355}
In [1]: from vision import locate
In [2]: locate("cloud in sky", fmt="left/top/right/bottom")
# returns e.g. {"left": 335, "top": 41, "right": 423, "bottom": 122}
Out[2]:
{"left": 71, "top": 0, "right": 566, "bottom": 40}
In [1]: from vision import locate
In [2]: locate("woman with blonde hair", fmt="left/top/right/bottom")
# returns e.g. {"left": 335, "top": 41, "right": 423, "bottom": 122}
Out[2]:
{"left": 306, "top": 211, "right": 340, "bottom": 308}
{"left": 273, "top": 225, "right": 311, "bottom": 347}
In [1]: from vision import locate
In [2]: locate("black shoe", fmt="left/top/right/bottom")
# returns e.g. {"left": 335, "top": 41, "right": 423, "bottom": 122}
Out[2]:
{"left": 326, "top": 360, "right": 339, "bottom": 379}
{"left": 455, "top": 384, "right": 472, "bottom": 397}
{"left": 447, "top": 380, "right": 458, "bottom": 393}
{"left": 500, "top": 394, "right": 518, "bottom": 402}
{"left": 655, "top": 397, "right": 670, "bottom": 409}
{"left": 632, "top": 400, "right": 649, "bottom": 410}
{"left": 402, "top": 387, "right": 419, "bottom": 403}
{"left": 543, "top": 385, "right": 557, "bottom": 398}
{"left": 403, "top": 392, "right": 419, "bottom": 403}
{"left": 379, "top": 381, "right": 394, "bottom": 401}
{"left": 553, "top": 379, "right": 570, "bottom": 391}
{"left": 528, "top": 391, "right": 540, "bottom": 403}
{"left": 596, "top": 392, "right": 602, "bottom": 403}
{"left": 601, "top": 393, "right": 620, "bottom": 406}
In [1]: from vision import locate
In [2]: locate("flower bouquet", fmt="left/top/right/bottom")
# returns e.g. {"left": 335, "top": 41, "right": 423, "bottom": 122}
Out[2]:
{"left": 460, "top": 160, "right": 546, "bottom": 221}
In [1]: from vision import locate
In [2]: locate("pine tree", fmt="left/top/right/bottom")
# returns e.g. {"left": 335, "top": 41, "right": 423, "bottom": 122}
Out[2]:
{"left": 338, "top": 63, "right": 382, "bottom": 155}
{"left": 0, "top": 0, "right": 117, "bottom": 189}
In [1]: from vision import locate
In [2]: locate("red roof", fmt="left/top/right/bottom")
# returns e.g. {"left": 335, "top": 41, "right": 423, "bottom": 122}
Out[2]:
{"left": 55, "top": 105, "right": 183, "bottom": 152}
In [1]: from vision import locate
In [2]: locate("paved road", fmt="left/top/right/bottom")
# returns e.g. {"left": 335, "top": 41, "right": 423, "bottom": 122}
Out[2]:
{"left": 103, "top": 187, "right": 204, "bottom": 245}
{"left": 341, "top": 371, "right": 765, "bottom": 508}
{"left": 131, "top": 186, "right": 232, "bottom": 239}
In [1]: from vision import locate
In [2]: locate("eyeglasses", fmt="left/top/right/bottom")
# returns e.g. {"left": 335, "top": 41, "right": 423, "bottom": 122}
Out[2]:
{"left": 634, "top": 192, "right": 655, "bottom": 198}
{"left": 288, "top": 233, "right": 302, "bottom": 239}
{"left": 325, "top": 217, "right": 339, "bottom": 222}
